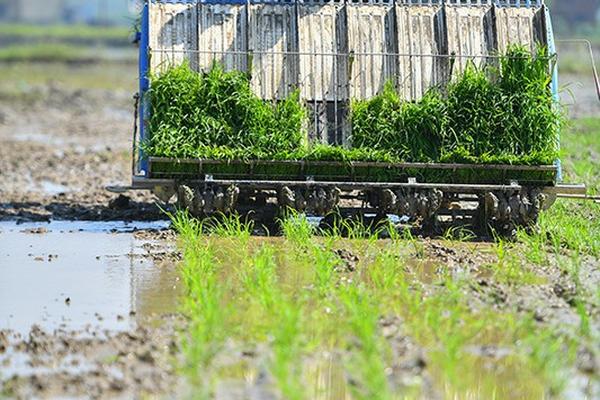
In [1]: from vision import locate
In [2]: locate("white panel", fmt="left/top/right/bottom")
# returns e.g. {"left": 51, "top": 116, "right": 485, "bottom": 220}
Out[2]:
{"left": 445, "top": 5, "right": 494, "bottom": 74}
{"left": 298, "top": 4, "right": 346, "bottom": 101}
{"left": 347, "top": 4, "right": 396, "bottom": 99}
{"left": 495, "top": 7, "right": 540, "bottom": 53}
{"left": 198, "top": 4, "right": 247, "bottom": 72}
{"left": 249, "top": 4, "right": 298, "bottom": 100}
{"left": 149, "top": 3, "right": 198, "bottom": 73}
{"left": 396, "top": 5, "right": 443, "bottom": 100}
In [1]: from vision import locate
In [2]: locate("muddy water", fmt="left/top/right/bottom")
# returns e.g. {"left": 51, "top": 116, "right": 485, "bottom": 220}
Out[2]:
{"left": 0, "top": 221, "right": 179, "bottom": 336}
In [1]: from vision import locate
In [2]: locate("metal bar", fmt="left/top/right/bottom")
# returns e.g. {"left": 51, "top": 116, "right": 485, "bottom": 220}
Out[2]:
{"left": 133, "top": 181, "right": 586, "bottom": 197}
{"left": 556, "top": 39, "right": 600, "bottom": 103}
{"left": 181, "top": 178, "right": 524, "bottom": 193}
{"left": 148, "top": 156, "right": 557, "bottom": 172}
{"left": 149, "top": 47, "right": 554, "bottom": 60}
{"left": 130, "top": 176, "right": 588, "bottom": 199}
{"left": 543, "top": 5, "right": 562, "bottom": 183}
{"left": 556, "top": 194, "right": 600, "bottom": 202}
{"left": 131, "top": 93, "right": 140, "bottom": 178}
{"left": 544, "top": 184, "right": 588, "bottom": 196}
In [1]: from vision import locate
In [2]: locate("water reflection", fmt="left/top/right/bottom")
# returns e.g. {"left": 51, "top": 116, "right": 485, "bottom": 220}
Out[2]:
{"left": 0, "top": 221, "right": 179, "bottom": 335}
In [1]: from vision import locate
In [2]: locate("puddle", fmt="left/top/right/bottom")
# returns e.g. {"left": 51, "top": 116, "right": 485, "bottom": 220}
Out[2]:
{"left": 40, "top": 180, "right": 70, "bottom": 195}
{"left": 0, "top": 221, "right": 179, "bottom": 335}
{"left": 9, "top": 220, "right": 171, "bottom": 234}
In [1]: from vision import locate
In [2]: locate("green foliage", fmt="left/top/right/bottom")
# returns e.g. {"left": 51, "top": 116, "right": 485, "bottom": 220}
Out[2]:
{"left": 279, "top": 211, "right": 315, "bottom": 246}
{"left": 0, "top": 44, "right": 87, "bottom": 63}
{"left": 352, "top": 83, "right": 447, "bottom": 162}
{"left": 516, "top": 118, "right": 600, "bottom": 257}
{"left": 144, "top": 62, "right": 306, "bottom": 160}
{"left": 352, "top": 46, "right": 563, "bottom": 166}
{"left": 145, "top": 47, "right": 561, "bottom": 167}
{"left": 0, "top": 24, "right": 130, "bottom": 42}
{"left": 339, "top": 285, "right": 391, "bottom": 400}
{"left": 170, "top": 210, "right": 587, "bottom": 399}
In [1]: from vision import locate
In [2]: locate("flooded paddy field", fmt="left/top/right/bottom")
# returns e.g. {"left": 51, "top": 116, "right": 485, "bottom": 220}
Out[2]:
{"left": 0, "top": 56, "right": 599, "bottom": 399}
{"left": 0, "top": 221, "right": 181, "bottom": 399}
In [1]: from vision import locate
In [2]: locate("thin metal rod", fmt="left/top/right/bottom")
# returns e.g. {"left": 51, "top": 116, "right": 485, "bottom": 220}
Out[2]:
{"left": 556, "top": 194, "right": 600, "bottom": 201}
{"left": 556, "top": 39, "right": 600, "bottom": 102}
{"left": 202, "top": 178, "right": 525, "bottom": 193}
{"left": 148, "top": 156, "right": 557, "bottom": 172}
{"left": 132, "top": 93, "right": 140, "bottom": 177}
{"left": 150, "top": 48, "right": 554, "bottom": 61}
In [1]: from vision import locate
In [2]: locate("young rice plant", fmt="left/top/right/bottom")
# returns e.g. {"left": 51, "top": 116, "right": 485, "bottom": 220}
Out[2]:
{"left": 144, "top": 46, "right": 562, "bottom": 167}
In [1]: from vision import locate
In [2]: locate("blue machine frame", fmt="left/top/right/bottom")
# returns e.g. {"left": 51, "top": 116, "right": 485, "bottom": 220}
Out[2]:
{"left": 135, "top": 0, "right": 562, "bottom": 181}
{"left": 138, "top": 2, "right": 150, "bottom": 177}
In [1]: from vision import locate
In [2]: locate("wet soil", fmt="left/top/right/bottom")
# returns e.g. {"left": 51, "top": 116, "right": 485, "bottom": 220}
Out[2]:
{"left": 1, "top": 68, "right": 599, "bottom": 398}
{"left": 0, "top": 221, "right": 182, "bottom": 399}
{"left": 0, "top": 79, "right": 183, "bottom": 398}
{"left": 1, "top": 322, "right": 181, "bottom": 399}
{"left": 0, "top": 83, "right": 162, "bottom": 223}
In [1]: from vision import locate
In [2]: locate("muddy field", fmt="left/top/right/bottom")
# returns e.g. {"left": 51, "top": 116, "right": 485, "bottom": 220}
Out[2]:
{"left": 0, "top": 59, "right": 599, "bottom": 399}
{"left": 0, "top": 62, "right": 183, "bottom": 398}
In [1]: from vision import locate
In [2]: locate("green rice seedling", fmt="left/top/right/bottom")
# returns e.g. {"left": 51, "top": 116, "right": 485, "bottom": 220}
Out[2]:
{"left": 442, "top": 226, "right": 476, "bottom": 242}
{"left": 443, "top": 63, "right": 505, "bottom": 160}
{"left": 271, "top": 301, "right": 306, "bottom": 400}
{"left": 489, "top": 237, "right": 540, "bottom": 285}
{"left": 179, "top": 243, "right": 227, "bottom": 397}
{"left": 144, "top": 62, "right": 306, "bottom": 160}
{"left": 339, "top": 284, "right": 392, "bottom": 400}
{"left": 236, "top": 244, "right": 308, "bottom": 398}
{"left": 402, "top": 228, "right": 425, "bottom": 259}
{"left": 384, "top": 221, "right": 403, "bottom": 243}
{"left": 539, "top": 202, "right": 600, "bottom": 256}
{"left": 351, "top": 83, "right": 447, "bottom": 162}
{"left": 367, "top": 250, "right": 406, "bottom": 295}
{"left": 575, "top": 301, "right": 591, "bottom": 337}
{"left": 240, "top": 245, "right": 279, "bottom": 309}
{"left": 321, "top": 216, "right": 384, "bottom": 242}
{"left": 518, "top": 322, "right": 575, "bottom": 397}
{"left": 145, "top": 47, "right": 560, "bottom": 169}
{"left": 310, "top": 242, "right": 339, "bottom": 297}
{"left": 498, "top": 47, "right": 562, "bottom": 158}
{"left": 168, "top": 209, "right": 204, "bottom": 245}
{"left": 279, "top": 210, "right": 315, "bottom": 246}
{"left": 205, "top": 213, "right": 254, "bottom": 242}
{"left": 341, "top": 218, "right": 378, "bottom": 241}
{"left": 352, "top": 46, "right": 560, "bottom": 167}
{"left": 515, "top": 227, "right": 548, "bottom": 265}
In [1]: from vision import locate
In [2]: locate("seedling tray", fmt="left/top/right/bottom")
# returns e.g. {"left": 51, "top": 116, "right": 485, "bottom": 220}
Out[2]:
{"left": 148, "top": 157, "right": 558, "bottom": 186}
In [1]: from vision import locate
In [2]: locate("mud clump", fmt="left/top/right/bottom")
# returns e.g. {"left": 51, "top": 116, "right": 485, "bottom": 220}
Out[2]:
{"left": 109, "top": 195, "right": 131, "bottom": 211}
{"left": 577, "top": 346, "right": 599, "bottom": 375}
{"left": 1, "top": 319, "right": 182, "bottom": 399}
{"left": 552, "top": 280, "right": 578, "bottom": 306}
{"left": 21, "top": 227, "right": 48, "bottom": 235}
{"left": 334, "top": 248, "right": 359, "bottom": 273}
{"left": 0, "top": 331, "right": 7, "bottom": 353}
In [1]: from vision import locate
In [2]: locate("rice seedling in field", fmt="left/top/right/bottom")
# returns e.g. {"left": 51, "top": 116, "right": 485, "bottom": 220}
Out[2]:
{"left": 167, "top": 117, "right": 597, "bottom": 398}
{"left": 278, "top": 210, "right": 314, "bottom": 246}
{"left": 339, "top": 285, "right": 392, "bottom": 400}
{"left": 169, "top": 155, "right": 598, "bottom": 400}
